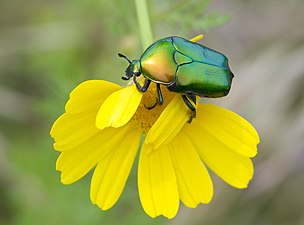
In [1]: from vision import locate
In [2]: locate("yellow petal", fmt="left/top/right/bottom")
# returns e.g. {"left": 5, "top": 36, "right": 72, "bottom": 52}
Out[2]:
{"left": 56, "top": 125, "right": 130, "bottom": 184}
{"left": 145, "top": 95, "right": 189, "bottom": 152}
{"left": 196, "top": 104, "right": 259, "bottom": 157}
{"left": 90, "top": 127, "right": 141, "bottom": 210}
{"left": 50, "top": 80, "right": 122, "bottom": 151}
{"left": 190, "top": 34, "right": 204, "bottom": 42}
{"left": 183, "top": 121, "right": 254, "bottom": 189}
{"left": 169, "top": 132, "right": 213, "bottom": 208}
{"left": 138, "top": 144, "right": 179, "bottom": 219}
{"left": 96, "top": 85, "right": 142, "bottom": 130}
{"left": 65, "top": 80, "right": 121, "bottom": 114}
{"left": 51, "top": 112, "right": 99, "bottom": 151}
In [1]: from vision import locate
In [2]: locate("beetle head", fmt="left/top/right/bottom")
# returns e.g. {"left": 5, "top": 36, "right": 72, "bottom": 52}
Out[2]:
{"left": 118, "top": 53, "right": 141, "bottom": 80}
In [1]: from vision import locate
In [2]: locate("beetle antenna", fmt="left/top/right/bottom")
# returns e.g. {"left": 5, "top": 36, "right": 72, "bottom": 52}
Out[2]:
{"left": 121, "top": 76, "right": 129, "bottom": 80}
{"left": 118, "top": 53, "right": 131, "bottom": 64}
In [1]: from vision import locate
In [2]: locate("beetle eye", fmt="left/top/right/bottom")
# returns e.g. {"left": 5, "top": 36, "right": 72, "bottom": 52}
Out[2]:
{"left": 125, "top": 67, "right": 132, "bottom": 77}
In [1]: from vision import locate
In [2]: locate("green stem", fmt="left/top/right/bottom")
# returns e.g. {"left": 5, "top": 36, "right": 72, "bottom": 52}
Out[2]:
{"left": 135, "top": 0, "right": 153, "bottom": 49}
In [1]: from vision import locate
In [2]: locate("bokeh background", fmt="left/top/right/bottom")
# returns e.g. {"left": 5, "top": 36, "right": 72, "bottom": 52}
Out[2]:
{"left": 0, "top": 0, "right": 304, "bottom": 225}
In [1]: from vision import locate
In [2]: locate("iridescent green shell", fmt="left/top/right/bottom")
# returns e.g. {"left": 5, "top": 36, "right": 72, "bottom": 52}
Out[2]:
{"left": 140, "top": 38, "right": 177, "bottom": 84}
{"left": 140, "top": 36, "right": 234, "bottom": 98}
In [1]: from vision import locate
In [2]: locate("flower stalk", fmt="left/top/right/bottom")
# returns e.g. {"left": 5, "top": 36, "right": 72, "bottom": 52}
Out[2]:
{"left": 135, "top": 0, "right": 153, "bottom": 49}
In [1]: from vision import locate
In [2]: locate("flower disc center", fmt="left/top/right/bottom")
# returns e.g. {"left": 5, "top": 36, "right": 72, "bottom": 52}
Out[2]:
{"left": 130, "top": 83, "right": 175, "bottom": 134}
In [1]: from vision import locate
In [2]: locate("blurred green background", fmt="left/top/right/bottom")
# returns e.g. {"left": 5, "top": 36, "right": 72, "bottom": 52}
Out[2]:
{"left": 1, "top": 0, "right": 304, "bottom": 225}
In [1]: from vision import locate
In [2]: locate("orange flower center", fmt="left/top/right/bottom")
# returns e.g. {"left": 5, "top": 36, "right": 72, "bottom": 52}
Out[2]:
{"left": 130, "top": 83, "right": 175, "bottom": 133}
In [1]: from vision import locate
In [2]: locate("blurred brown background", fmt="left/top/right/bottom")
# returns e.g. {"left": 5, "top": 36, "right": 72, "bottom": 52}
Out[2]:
{"left": 0, "top": 0, "right": 303, "bottom": 225}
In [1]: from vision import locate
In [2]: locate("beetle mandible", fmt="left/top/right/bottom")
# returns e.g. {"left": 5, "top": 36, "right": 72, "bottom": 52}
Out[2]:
{"left": 119, "top": 36, "right": 234, "bottom": 120}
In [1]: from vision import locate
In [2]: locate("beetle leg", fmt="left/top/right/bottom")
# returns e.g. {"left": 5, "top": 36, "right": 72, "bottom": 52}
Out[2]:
{"left": 141, "top": 79, "right": 151, "bottom": 92}
{"left": 134, "top": 77, "right": 151, "bottom": 93}
{"left": 144, "top": 98, "right": 158, "bottom": 110}
{"left": 187, "top": 93, "right": 196, "bottom": 105}
{"left": 144, "top": 84, "right": 163, "bottom": 109}
{"left": 156, "top": 83, "right": 163, "bottom": 105}
{"left": 182, "top": 95, "right": 196, "bottom": 111}
{"left": 182, "top": 95, "right": 196, "bottom": 123}
{"left": 133, "top": 76, "right": 142, "bottom": 90}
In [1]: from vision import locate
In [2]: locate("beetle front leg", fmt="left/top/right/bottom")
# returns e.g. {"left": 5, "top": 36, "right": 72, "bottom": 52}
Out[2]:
{"left": 182, "top": 95, "right": 196, "bottom": 123}
{"left": 133, "top": 76, "right": 151, "bottom": 93}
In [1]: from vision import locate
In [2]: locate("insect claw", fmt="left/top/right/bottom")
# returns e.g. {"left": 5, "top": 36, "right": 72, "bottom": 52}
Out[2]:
{"left": 144, "top": 97, "right": 158, "bottom": 110}
{"left": 187, "top": 110, "right": 196, "bottom": 123}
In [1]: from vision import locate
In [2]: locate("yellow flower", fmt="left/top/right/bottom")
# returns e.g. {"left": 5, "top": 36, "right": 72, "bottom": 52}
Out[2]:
{"left": 50, "top": 79, "right": 259, "bottom": 219}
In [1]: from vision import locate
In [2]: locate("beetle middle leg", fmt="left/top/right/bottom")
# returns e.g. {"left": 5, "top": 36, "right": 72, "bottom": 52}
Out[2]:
{"left": 182, "top": 95, "right": 196, "bottom": 123}
{"left": 133, "top": 77, "right": 157, "bottom": 110}
{"left": 144, "top": 83, "right": 163, "bottom": 110}
{"left": 145, "top": 83, "right": 163, "bottom": 110}
{"left": 144, "top": 98, "right": 158, "bottom": 110}
{"left": 156, "top": 83, "right": 163, "bottom": 105}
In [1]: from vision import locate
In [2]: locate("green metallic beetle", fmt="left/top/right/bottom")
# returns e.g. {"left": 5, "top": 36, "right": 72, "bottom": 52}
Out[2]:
{"left": 119, "top": 36, "right": 234, "bottom": 118}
